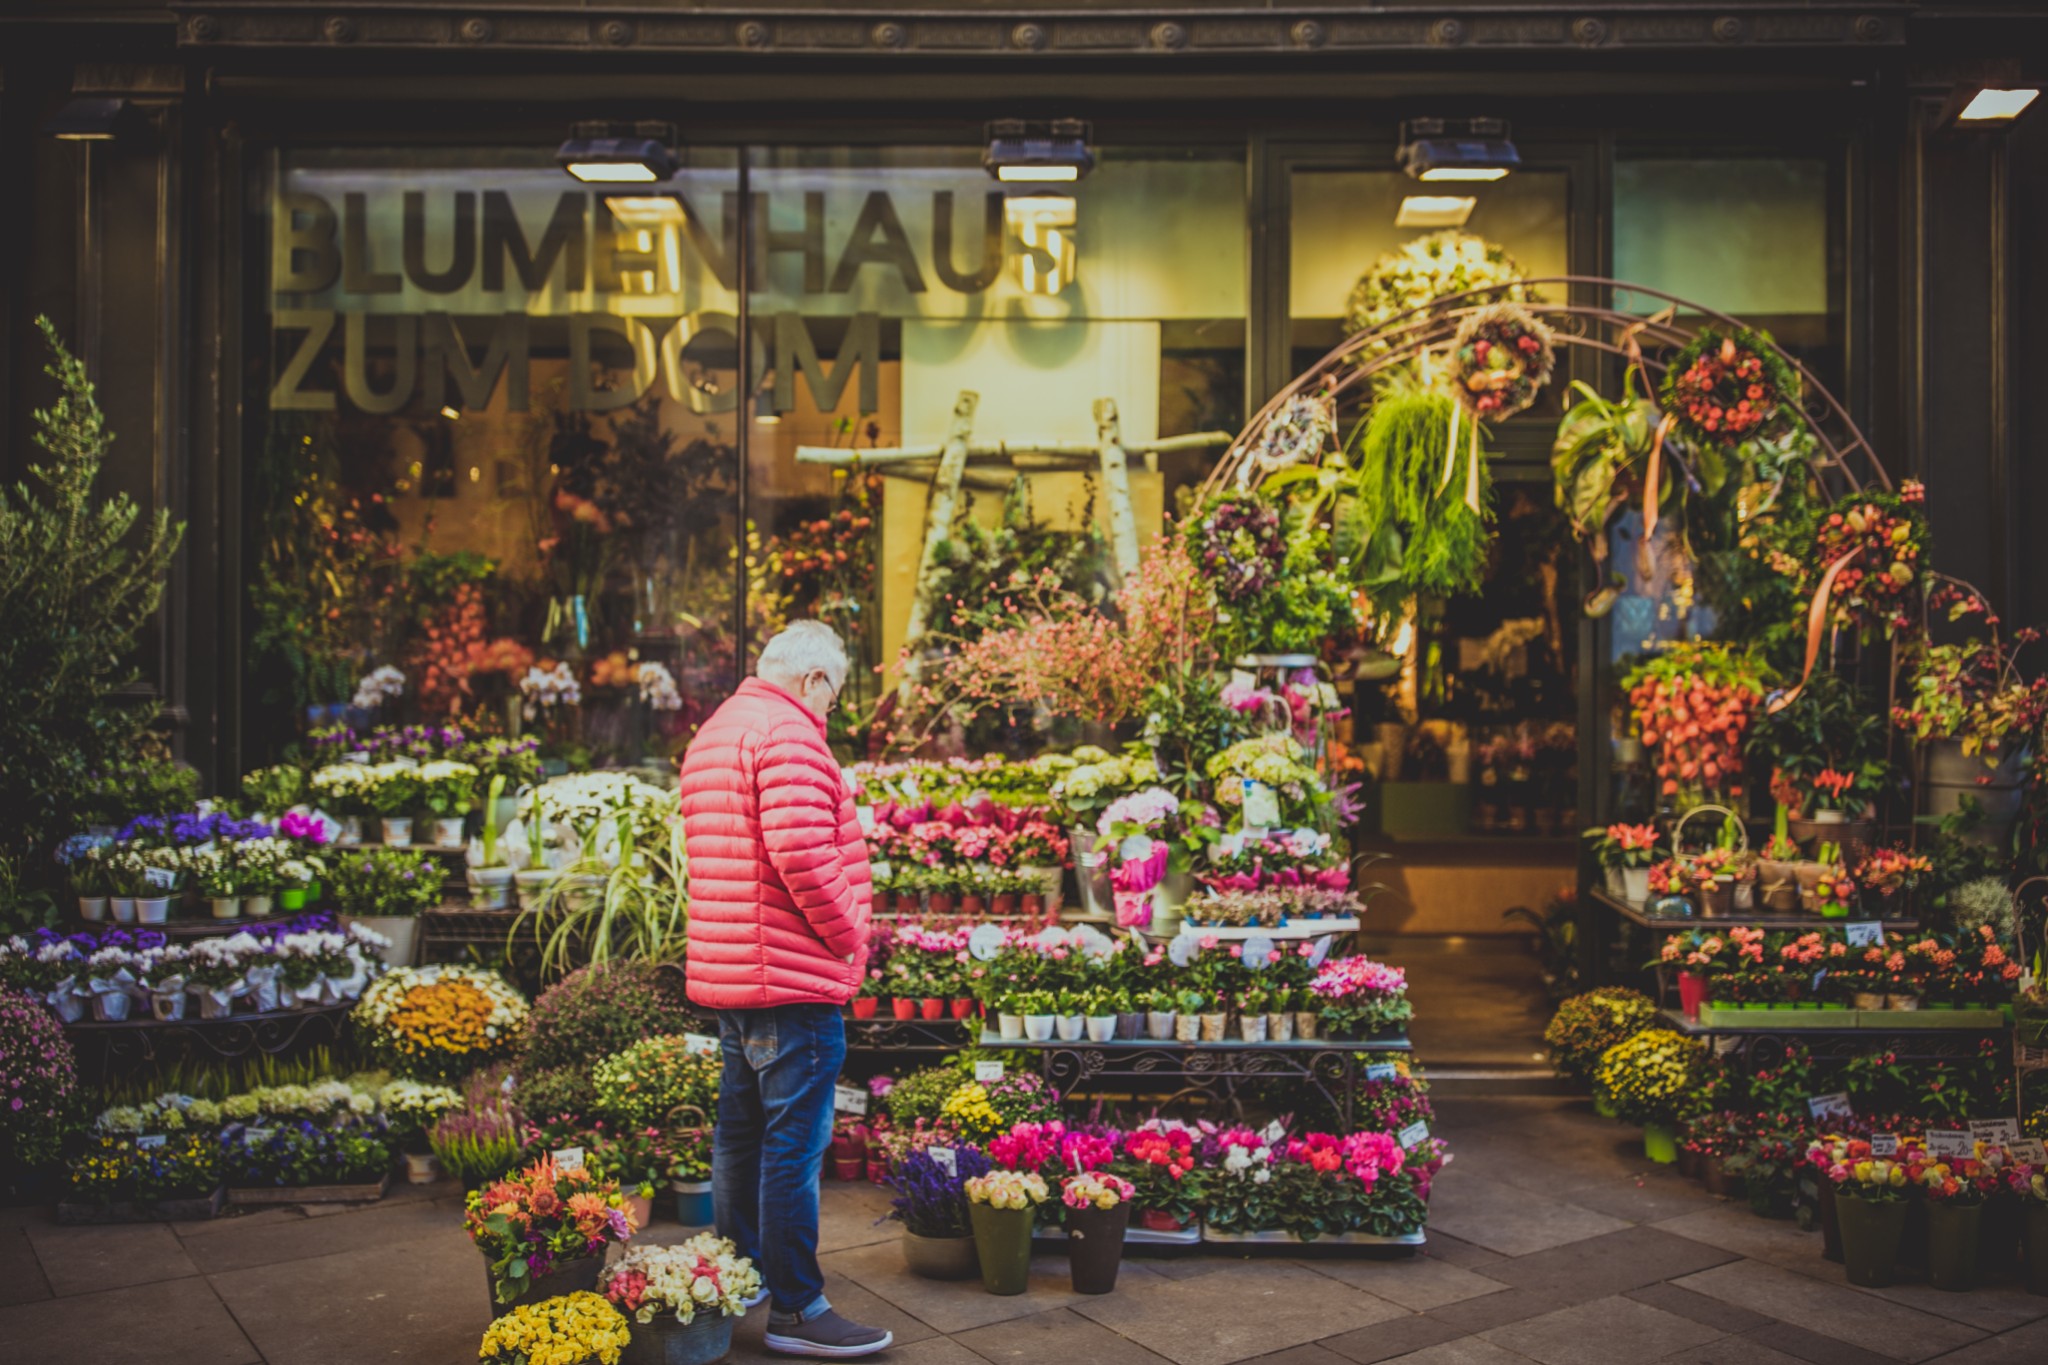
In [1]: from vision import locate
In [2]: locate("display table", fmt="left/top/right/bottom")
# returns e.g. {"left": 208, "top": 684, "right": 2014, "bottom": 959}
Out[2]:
{"left": 1656, "top": 1007, "right": 2004, "bottom": 1067}
{"left": 980, "top": 1030, "right": 1409, "bottom": 1128}
{"left": 1590, "top": 887, "right": 1920, "bottom": 934}
{"left": 63, "top": 1002, "right": 353, "bottom": 1080}
{"left": 1155, "top": 918, "right": 1360, "bottom": 941}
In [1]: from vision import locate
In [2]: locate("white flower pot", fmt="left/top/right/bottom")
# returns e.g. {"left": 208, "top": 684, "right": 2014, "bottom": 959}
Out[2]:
{"left": 50, "top": 991, "right": 86, "bottom": 1024}
{"left": 1085, "top": 1015, "right": 1118, "bottom": 1042}
{"left": 1239, "top": 1016, "right": 1268, "bottom": 1043}
{"left": 338, "top": 816, "right": 364, "bottom": 846}
{"left": 210, "top": 896, "right": 242, "bottom": 920}
{"left": 1023, "top": 1014, "right": 1056, "bottom": 1042}
{"left": 997, "top": 1014, "right": 1024, "bottom": 1040}
{"left": 1146, "top": 1011, "right": 1177, "bottom": 1041}
{"left": 429, "top": 816, "right": 466, "bottom": 849}
{"left": 1056, "top": 1015, "right": 1086, "bottom": 1042}
{"left": 135, "top": 896, "right": 172, "bottom": 924}
{"left": 380, "top": 817, "right": 413, "bottom": 846}
{"left": 196, "top": 990, "right": 237, "bottom": 1020}
{"left": 403, "top": 1151, "right": 441, "bottom": 1185}
{"left": 344, "top": 915, "right": 418, "bottom": 968}
{"left": 1732, "top": 881, "right": 1756, "bottom": 911}
{"left": 468, "top": 866, "right": 514, "bottom": 909}
{"left": 515, "top": 868, "right": 553, "bottom": 912}
{"left": 243, "top": 894, "right": 274, "bottom": 919}
{"left": 1621, "top": 866, "right": 1651, "bottom": 904}
{"left": 78, "top": 896, "right": 108, "bottom": 922}
{"left": 109, "top": 896, "right": 136, "bottom": 924}
{"left": 1602, "top": 866, "right": 1627, "bottom": 899}
{"left": 92, "top": 991, "right": 132, "bottom": 1022}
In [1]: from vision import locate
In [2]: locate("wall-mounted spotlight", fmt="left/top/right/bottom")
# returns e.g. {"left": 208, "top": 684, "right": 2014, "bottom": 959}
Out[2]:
{"left": 43, "top": 97, "right": 143, "bottom": 141}
{"left": 1395, "top": 195, "right": 1478, "bottom": 228}
{"left": 556, "top": 120, "right": 680, "bottom": 184}
{"left": 984, "top": 118, "right": 1095, "bottom": 183}
{"left": 1399, "top": 118, "right": 1520, "bottom": 183}
{"left": 1954, "top": 86, "right": 2040, "bottom": 123}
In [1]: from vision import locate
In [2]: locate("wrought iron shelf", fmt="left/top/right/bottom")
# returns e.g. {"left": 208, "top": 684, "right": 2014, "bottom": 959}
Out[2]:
{"left": 1656, "top": 1007, "right": 2004, "bottom": 1067}
{"left": 63, "top": 1003, "right": 352, "bottom": 1077}
{"left": 1589, "top": 888, "right": 1918, "bottom": 934}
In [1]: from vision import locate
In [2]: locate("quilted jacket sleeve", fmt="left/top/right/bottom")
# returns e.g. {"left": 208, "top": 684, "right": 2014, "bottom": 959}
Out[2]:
{"left": 757, "top": 722, "right": 862, "bottom": 960}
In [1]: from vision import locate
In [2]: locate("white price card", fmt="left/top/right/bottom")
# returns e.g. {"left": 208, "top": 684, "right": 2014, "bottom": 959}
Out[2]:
{"left": 833, "top": 1084, "right": 868, "bottom": 1116}
{"left": 1241, "top": 780, "right": 1281, "bottom": 833}
{"left": 552, "top": 1146, "right": 586, "bottom": 1173}
{"left": 1870, "top": 1134, "right": 1899, "bottom": 1156}
{"left": 682, "top": 1033, "right": 719, "bottom": 1058}
{"left": 1365, "top": 1062, "right": 1399, "bottom": 1082}
{"left": 1970, "top": 1118, "right": 2023, "bottom": 1146}
{"left": 974, "top": 1061, "right": 1005, "bottom": 1084}
{"left": 143, "top": 866, "right": 178, "bottom": 890}
{"left": 1843, "top": 921, "right": 1886, "bottom": 948}
{"left": 137, "top": 1134, "right": 167, "bottom": 1150}
{"left": 1806, "top": 1093, "right": 1854, "bottom": 1122}
{"left": 928, "top": 1146, "right": 957, "bottom": 1177}
{"left": 2011, "top": 1139, "right": 2048, "bottom": 1164}
{"left": 1928, "top": 1129, "right": 1974, "bottom": 1159}
{"left": 1398, "top": 1121, "right": 1430, "bottom": 1150}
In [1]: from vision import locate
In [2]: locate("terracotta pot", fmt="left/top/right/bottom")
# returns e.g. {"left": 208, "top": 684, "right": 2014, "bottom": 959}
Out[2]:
{"left": 927, "top": 893, "right": 954, "bottom": 917}
{"left": 991, "top": 893, "right": 1017, "bottom": 916}
{"left": 851, "top": 997, "right": 878, "bottom": 1020}
{"left": 959, "top": 893, "right": 986, "bottom": 918}
{"left": 891, "top": 998, "right": 917, "bottom": 1021}
{"left": 919, "top": 997, "right": 945, "bottom": 1021}
{"left": 1020, "top": 893, "right": 1044, "bottom": 920}
{"left": 950, "top": 998, "right": 976, "bottom": 1021}
{"left": 896, "top": 892, "right": 922, "bottom": 915}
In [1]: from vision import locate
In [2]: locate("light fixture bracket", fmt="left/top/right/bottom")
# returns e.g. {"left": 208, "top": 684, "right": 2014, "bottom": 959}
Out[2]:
{"left": 1398, "top": 117, "right": 1520, "bottom": 182}
{"left": 984, "top": 117, "right": 1095, "bottom": 183}
{"left": 556, "top": 119, "right": 680, "bottom": 183}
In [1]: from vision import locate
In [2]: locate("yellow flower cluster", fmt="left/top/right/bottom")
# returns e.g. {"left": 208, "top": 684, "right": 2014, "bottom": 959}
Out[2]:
{"left": 355, "top": 965, "right": 527, "bottom": 1070}
{"left": 964, "top": 1170, "right": 1049, "bottom": 1211}
{"left": 938, "top": 1083, "right": 1003, "bottom": 1141}
{"left": 1592, "top": 1028, "right": 1705, "bottom": 1126}
{"left": 479, "top": 1292, "right": 630, "bottom": 1365}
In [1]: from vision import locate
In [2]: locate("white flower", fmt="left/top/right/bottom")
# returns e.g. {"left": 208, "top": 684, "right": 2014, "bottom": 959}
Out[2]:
{"left": 351, "top": 665, "right": 407, "bottom": 710}
{"left": 635, "top": 662, "right": 683, "bottom": 711}
{"left": 519, "top": 662, "right": 582, "bottom": 719}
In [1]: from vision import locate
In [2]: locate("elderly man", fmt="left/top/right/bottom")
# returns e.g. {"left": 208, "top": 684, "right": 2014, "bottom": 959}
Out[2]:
{"left": 678, "top": 621, "right": 890, "bottom": 1359}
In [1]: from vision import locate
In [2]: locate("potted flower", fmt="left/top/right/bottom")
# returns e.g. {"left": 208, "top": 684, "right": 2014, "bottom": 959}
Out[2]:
{"left": 68, "top": 845, "right": 112, "bottom": 921}
{"left": 416, "top": 759, "right": 479, "bottom": 849}
{"left": 1054, "top": 989, "right": 1087, "bottom": 1042}
{"left": 467, "top": 1156, "right": 635, "bottom": 1306}
{"left": 2007, "top": 1162, "right": 2048, "bottom": 1296}
{"left": 1917, "top": 1149, "right": 2001, "bottom": 1292}
{"left": 1894, "top": 624, "right": 2046, "bottom": 847}
{"left": 429, "top": 1095, "right": 525, "bottom": 1192}
{"left": 667, "top": 1124, "right": 715, "bottom": 1227}
{"left": 185, "top": 939, "right": 250, "bottom": 1019}
{"left": 1591, "top": 1027, "right": 1706, "bottom": 1163}
{"left": 887, "top": 1144, "right": 992, "bottom": 1280}
{"left": 963, "top": 1169, "right": 1049, "bottom": 1296}
{"left": 1310, "top": 955, "right": 1413, "bottom": 1042}
{"left": 602, "top": 1235, "right": 761, "bottom": 1365}
{"left": 1113, "top": 987, "right": 1144, "bottom": 1041}
{"left": 310, "top": 763, "right": 376, "bottom": 845}
{"left": 1587, "top": 823, "right": 1660, "bottom": 903}
{"left": 189, "top": 847, "right": 240, "bottom": 920}
{"left": 1061, "top": 1172, "right": 1135, "bottom": 1294}
{"left": 355, "top": 964, "right": 527, "bottom": 1085}
{"left": 514, "top": 796, "right": 559, "bottom": 912}
{"left": 1083, "top": 987, "right": 1118, "bottom": 1043}
{"left": 328, "top": 847, "right": 446, "bottom": 968}
{"left": 478, "top": 1293, "right": 629, "bottom": 1365}
{"left": 232, "top": 837, "right": 290, "bottom": 919}
{"left": 852, "top": 969, "right": 884, "bottom": 1022}
{"left": 277, "top": 855, "right": 324, "bottom": 912}
{"left": 1856, "top": 847, "right": 1931, "bottom": 920}
{"left": 1755, "top": 809, "right": 1802, "bottom": 912}
{"left": 364, "top": 762, "right": 422, "bottom": 846}
{"left": 84, "top": 947, "right": 137, "bottom": 1021}
{"left": 1809, "top": 846, "right": 1857, "bottom": 920}
{"left": 1748, "top": 671, "right": 1894, "bottom": 854}
{"left": 1142, "top": 988, "right": 1177, "bottom": 1042}
{"left": 1111, "top": 1124, "right": 1203, "bottom": 1234}
{"left": 1173, "top": 988, "right": 1205, "bottom": 1042}
{"left": 1642, "top": 859, "right": 1694, "bottom": 920}
{"left": 378, "top": 1079, "right": 463, "bottom": 1184}
{"left": 1236, "top": 985, "right": 1271, "bottom": 1043}
{"left": 467, "top": 774, "right": 514, "bottom": 909}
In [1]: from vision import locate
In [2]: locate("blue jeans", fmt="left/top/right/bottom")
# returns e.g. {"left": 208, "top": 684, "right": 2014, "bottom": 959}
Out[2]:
{"left": 713, "top": 1003, "right": 846, "bottom": 1323}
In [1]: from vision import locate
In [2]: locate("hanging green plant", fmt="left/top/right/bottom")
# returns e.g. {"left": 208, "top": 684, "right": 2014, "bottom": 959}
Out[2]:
{"left": 1661, "top": 327, "right": 1803, "bottom": 449}
{"left": 1550, "top": 370, "right": 1667, "bottom": 554}
{"left": 1342, "top": 391, "right": 1495, "bottom": 618}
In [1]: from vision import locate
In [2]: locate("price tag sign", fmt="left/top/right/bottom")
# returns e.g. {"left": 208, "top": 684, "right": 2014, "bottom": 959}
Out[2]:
{"left": 974, "top": 1061, "right": 1005, "bottom": 1084}
{"left": 1928, "top": 1129, "right": 1974, "bottom": 1159}
{"left": 928, "top": 1146, "right": 957, "bottom": 1177}
{"left": 552, "top": 1146, "right": 585, "bottom": 1173}
{"left": 833, "top": 1084, "right": 868, "bottom": 1116}
{"left": 1843, "top": 921, "right": 1886, "bottom": 948}
{"left": 1806, "top": 1093, "right": 1854, "bottom": 1122}
{"left": 869, "top": 860, "right": 892, "bottom": 882}
{"left": 2011, "top": 1139, "right": 2048, "bottom": 1164}
{"left": 682, "top": 1033, "right": 719, "bottom": 1058}
{"left": 1241, "top": 780, "right": 1281, "bottom": 834}
{"left": 1365, "top": 1062, "right": 1399, "bottom": 1082}
{"left": 1871, "top": 1134, "right": 1899, "bottom": 1157}
{"left": 1398, "top": 1121, "right": 1430, "bottom": 1150}
{"left": 856, "top": 804, "right": 876, "bottom": 833}
{"left": 143, "top": 866, "right": 177, "bottom": 891}
{"left": 1970, "top": 1118, "right": 2023, "bottom": 1146}
{"left": 137, "top": 1134, "right": 167, "bottom": 1150}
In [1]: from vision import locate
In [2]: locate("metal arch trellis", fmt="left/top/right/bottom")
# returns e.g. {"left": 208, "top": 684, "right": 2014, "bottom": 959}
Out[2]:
{"left": 1205, "top": 276, "right": 1892, "bottom": 502}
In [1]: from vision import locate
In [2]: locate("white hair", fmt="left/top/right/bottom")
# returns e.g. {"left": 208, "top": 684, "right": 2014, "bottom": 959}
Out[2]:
{"left": 756, "top": 620, "right": 849, "bottom": 692}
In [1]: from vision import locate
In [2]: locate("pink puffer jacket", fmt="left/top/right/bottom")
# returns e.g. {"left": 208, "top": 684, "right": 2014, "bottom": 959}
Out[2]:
{"left": 679, "top": 677, "right": 872, "bottom": 1009}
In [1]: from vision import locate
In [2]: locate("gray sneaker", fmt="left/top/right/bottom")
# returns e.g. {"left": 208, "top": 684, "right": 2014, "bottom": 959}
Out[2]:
{"left": 764, "top": 1309, "right": 894, "bottom": 1358}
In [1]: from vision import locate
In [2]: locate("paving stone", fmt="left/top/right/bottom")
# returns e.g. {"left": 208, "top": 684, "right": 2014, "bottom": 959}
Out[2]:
{"left": 1373, "top": 1338, "right": 1533, "bottom": 1365}
{"left": 209, "top": 1227, "right": 483, "bottom": 1365}
{"left": 23, "top": 1218, "right": 200, "bottom": 1297}
{"left": 1557, "top": 1169, "right": 1730, "bottom": 1224}
{"left": 1674, "top": 1260, "right": 1984, "bottom": 1361}
{"left": 1658, "top": 1339, "right": 1813, "bottom": 1365}
{"left": 955, "top": 1306, "right": 1174, "bottom": 1364}
{"left": 1479, "top": 1293, "right": 1725, "bottom": 1365}
{"left": 170, "top": 1205, "right": 302, "bottom": 1238}
{"left": 1301, "top": 1254, "right": 1509, "bottom": 1311}
{"left": 1240, "top": 1346, "right": 1358, "bottom": 1365}
{"left": 1317, "top": 1313, "right": 1467, "bottom": 1364}
{"left": 1422, "top": 1169, "right": 1629, "bottom": 1258}
{"left": 179, "top": 1195, "right": 458, "bottom": 1275}
{"left": 1131, "top": 1250, "right": 1247, "bottom": 1280}
{"left": 1479, "top": 1225, "right": 1736, "bottom": 1304}
{"left": 0, "top": 1271, "right": 258, "bottom": 1365}
{"left": 821, "top": 1237, "right": 1141, "bottom": 1336}
{"left": 1417, "top": 1287, "right": 1560, "bottom": 1335}
{"left": 818, "top": 1180, "right": 900, "bottom": 1254}
{"left": 1409, "top": 1233, "right": 1506, "bottom": 1271}
{"left": 1912, "top": 1317, "right": 2048, "bottom": 1363}
{"left": 1426, "top": 1097, "right": 1573, "bottom": 1133}
{"left": 1839, "top": 1275, "right": 2048, "bottom": 1335}
{"left": 1741, "top": 1322, "right": 1898, "bottom": 1365}
{"left": 1656, "top": 1203, "right": 1834, "bottom": 1275}
{"left": 1070, "top": 1258, "right": 1407, "bottom": 1365}
{"left": 1622, "top": 1281, "right": 1774, "bottom": 1333}
{"left": 0, "top": 1217, "right": 51, "bottom": 1304}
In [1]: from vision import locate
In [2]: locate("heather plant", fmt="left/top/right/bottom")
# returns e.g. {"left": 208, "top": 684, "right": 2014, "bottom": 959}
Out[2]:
{"left": 0, "top": 986, "right": 83, "bottom": 1174}
{"left": 519, "top": 963, "right": 697, "bottom": 1074}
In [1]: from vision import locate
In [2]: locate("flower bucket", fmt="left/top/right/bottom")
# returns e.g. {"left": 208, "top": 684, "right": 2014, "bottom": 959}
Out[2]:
{"left": 672, "top": 1179, "right": 715, "bottom": 1228}
{"left": 1677, "top": 972, "right": 1709, "bottom": 1021}
{"left": 1198, "top": 1013, "right": 1227, "bottom": 1042}
{"left": 622, "top": 1192, "right": 653, "bottom": 1232}
{"left": 1836, "top": 1192, "right": 1907, "bottom": 1288}
{"left": 1055, "top": 1015, "right": 1086, "bottom": 1042}
{"left": 210, "top": 897, "right": 241, "bottom": 920}
{"left": 135, "top": 895, "right": 172, "bottom": 923}
{"left": 1065, "top": 1202, "right": 1128, "bottom": 1295}
{"left": 430, "top": 816, "right": 466, "bottom": 849}
{"left": 1173, "top": 1014, "right": 1200, "bottom": 1042}
{"left": 1677, "top": 1146, "right": 1701, "bottom": 1179}
{"left": 831, "top": 1157, "right": 864, "bottom": 1182}
{"left": 109, "top": 896, "right": 136, "bottom": 924}
{"left": 278, "top": 888, "right": 310, "bottom": 912}
{"left": 1085, "top": 1016, "right": 1117, "bottom": 1042}
{"left": 968, "top": 1202, "right": 1034, "bottom": 1296}
{"left": 1136, "top": 1208, "right": 1189, "bottom": 1233}
{"left": 243, "top": 894, "right": 273, "bottom": 919}
{"left": 338, "top": 816, "right": 364, "bottom": 845}
{"left": 950, "top": 998, "right": 976, "bottom": 1022}
{"left": 2024, "top": 1201, "right": 2048, "bottom": 1296}
{"left": 1267, "top": 1012, "right": 1294, "bottom": 1042}
{"left": 891, "top": 998, "right": 917, "bottom": 1021}
{"left": 91, "top": 990, "right": 132, "bottom": 1022}
{"left": 1643, "top": 1122, "right": 1678, "bottom": 1165}
{"left": 195, "top": 989, "right": 236, "bottom": 1020}
{"left": 620, "top": 1310, "right": 736, "bottom": 1365}
{"left": 380, "top": 817, "right": 414, "bottom": 846}
{"left": 489, "top": 1252, "right": 602, "bottom": 1310}
{"left": 1145, "top": 1011, "right": 1176, "bottom": 1041}
{"left": 1982, "top": 1197, "right": 2022, "bottom": 1277}
{"left": 1024, "top": 1015, "right": 1055, "bottom": 1041}
{"left": 850, "top": 997, "right": 878, "bottom": 1020}
{"left": 1701, "top": 1157, "right": 1742, "bottom": 1199}
{"left": 1927, "top": 1201, "right": 1982, "bottom": 1292}
{"left": 49, "top": 991, "right": 86, "bottom": 1024}
{"left": 1238, "top": 1015, "right": 1268, "bottom": 1043}
{"left": 404, "top": 1152, "right": 440, "bottom": 1185}
{"left": 1116, "top": 1011, "right": 1143, "bottom": 1040}
{"left": 1621, "top": 866, "right": 1651, "bottom": 904}
{"left": 901, "top": 1230, "right": 978, "bottom": 1281}
{"left": 78, "top": 896, "right": 108, "bottom": 922}
{"left": 1817, "top": 1180, "right": 1843, "bottom": 1262}
{"left": 1592, "top": 1089, "right": 1618, "bottom": 1119}
{"left": 866, "top": 1158, "right": 890, "bottom": 1185}
{"left": 997, "top": 1013, "right": 1024, "bottom": 1040}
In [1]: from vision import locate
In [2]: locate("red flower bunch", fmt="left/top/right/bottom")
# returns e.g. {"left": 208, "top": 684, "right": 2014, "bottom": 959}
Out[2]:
{"left": 1121, "top": 1127, "right": 1197, "bottom": 1181}
{"left": 1626, "top": 643, "right": 1770, "bottom": 804}
{"left": 1809, "top": 482, "right": 1929, "bottom": 637}
{"left": 409, "top": 583, "right": 535, "bottom": 717}
{"left": 1663, "top": 328, "right": 1799, "bottom": 444}
{"left": 987, "top": 1121, "right": 1063, "bottom": 1174}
